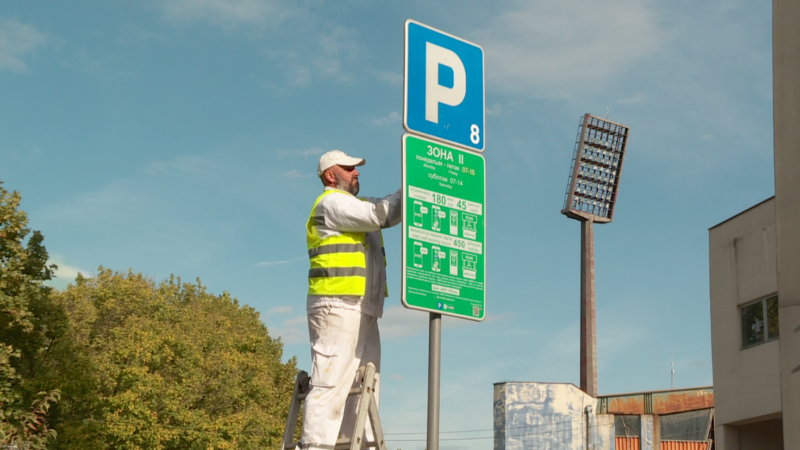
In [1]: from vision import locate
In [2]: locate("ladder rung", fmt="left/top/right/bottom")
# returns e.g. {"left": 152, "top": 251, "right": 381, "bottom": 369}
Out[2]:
{"left": 282, "top": 364, "right": 384, "bottom": 450}
{"left": 348, "top": 387, "right": 363, "bottom": 396}
{"left": 286, "top": 438, "right": 383, "bottom": 450}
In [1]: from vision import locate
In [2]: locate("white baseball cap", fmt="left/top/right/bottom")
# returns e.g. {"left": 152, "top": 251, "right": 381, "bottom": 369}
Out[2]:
{"left": 317, "top": 150, "right": 366, "bottom": 176}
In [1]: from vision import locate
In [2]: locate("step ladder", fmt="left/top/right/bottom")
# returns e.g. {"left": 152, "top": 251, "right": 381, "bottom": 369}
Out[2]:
{"left": 281, "top": 363, "right": 387, "bottom": 450}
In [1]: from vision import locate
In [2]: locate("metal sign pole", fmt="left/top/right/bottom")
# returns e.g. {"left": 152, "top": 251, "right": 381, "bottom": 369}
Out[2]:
{"left": 403, "top": 20, "right": 485, "bottom": 450}
{"left": 427, "top": 312, "right": 441, "bottom": 450}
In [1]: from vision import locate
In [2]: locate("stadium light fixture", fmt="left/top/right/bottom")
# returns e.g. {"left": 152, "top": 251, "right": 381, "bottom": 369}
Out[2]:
{"left": 561, "top": 113, "right": 631, "bottom": 398}
{"left": 562, "top": 114, "right": 630, "bottom": 223}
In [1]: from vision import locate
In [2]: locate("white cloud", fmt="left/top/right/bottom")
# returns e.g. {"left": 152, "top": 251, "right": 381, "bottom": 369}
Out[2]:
{"left": 267, "top": 306, "right": 292, "bottom": 315}
{"left": 268, "top": 306, "right": 511, "bottom": 344}
{"left": 154, "top": 1, "right": 361, "bottom": 90}
{"left": 270, "top": 306, "right": 509, "bottom": 345}
{"left": 617, "top": 93, "right": 648, "bottom": 105}
{"left": 172, "top": 154, "right": 227, "bottom": 178}
{"left": 266, "top": 25, "right": 361, "bottom": 88}
{"left": 154, "top": 0, "right": 294, "bottom": 29}
{"left": 372, "top": 112, "right": 400, "bottom": 127}
{"left": 277, "top": 147, "right": 326, "bottom": 159}
{"left": 284, "top": 169, "right": 313, "bottom": 178}
{"left": 40, "top": 180, "right": 149, "bottom": 226}
{"left": 37, "top": 148, "right": 312, "bottom": 267}
{"left": 380, "top": 306, "right": 479, "bottom": 340}
{"left": 257, "top": 256, "right": 303, "bottom": 266}
{"left": 484, "top": 311, "right": 514, "bottom": 323}
{"left": 146, "top": 160, "right": 170, "bottom": 175}
{"left": 536, "top": 307, "right": 647, "bottom": 374}
{"left": 0, "top": 18, "right": 48, "bottom": 72}
{"left": 270, "top": 315, "right": 308, "bottom": 344}
{"left": 373, "top": 69, "right": 402, "bottom": 86}
{"left": 380, "top": 306, "right": 428, "bottom": 339}
{"left": 486, "top": 103, "right": 502, "bottom": 116}
{"left": 268, "top": 305, "right": 488, "bottom": 345}
{"left": 45, "top": 255, "right": 91, "bottom": 291}
{"left": 476, "top": 0, "right": 665, "bottom": 97}
{"left": 597, "top": 318, "right": 645, "bottom": 355}
{"left": 318, "top": 25, "right": 359, "bottom": 60}
{"left": 72, "top": 48, "right": 104, "bottom": 75}
{"left": 312, "top": 25, "right": 359, "bottom": 84}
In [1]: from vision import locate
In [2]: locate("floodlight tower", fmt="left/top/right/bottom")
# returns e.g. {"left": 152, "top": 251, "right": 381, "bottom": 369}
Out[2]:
{"left": 561, "top": 113, "right": 631, "bottom": 397}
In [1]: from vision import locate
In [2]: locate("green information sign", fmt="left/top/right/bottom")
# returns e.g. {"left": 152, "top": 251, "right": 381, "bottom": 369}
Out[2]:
{"left": 401, "top": 134, "right": 486, "bottom": 321}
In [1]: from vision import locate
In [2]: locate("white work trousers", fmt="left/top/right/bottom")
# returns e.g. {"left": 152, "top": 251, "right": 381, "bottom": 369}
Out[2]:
{"left": 301, "top": 306, "right": 381, "bottom": 450}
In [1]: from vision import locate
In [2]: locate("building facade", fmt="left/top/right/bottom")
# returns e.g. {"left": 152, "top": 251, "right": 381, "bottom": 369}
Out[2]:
{"left": 493, "top": 382, "right": 714, "bottom": 450}
{"left": 709, "top": 197, "right": 785, "bottom": 449}
{"left": 772, "top": 0, "right": 800, "bottom": 446}
{"left": 707, "top": 0, "right": 800, "bottom": 445}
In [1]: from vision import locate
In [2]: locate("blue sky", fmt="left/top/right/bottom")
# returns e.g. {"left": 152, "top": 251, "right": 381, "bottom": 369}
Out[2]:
{"left": 0, "top": 1, "right": 774, "bottom": 448}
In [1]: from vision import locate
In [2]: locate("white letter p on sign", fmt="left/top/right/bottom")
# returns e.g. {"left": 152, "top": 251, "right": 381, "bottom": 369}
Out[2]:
{"left": 425, "top": 42, "right": 466, "bottom": 124}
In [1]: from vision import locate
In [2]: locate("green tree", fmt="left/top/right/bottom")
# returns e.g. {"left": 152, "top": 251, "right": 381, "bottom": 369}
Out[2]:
{"left": 50, "top": 268, "right": 298, "bottom": 450}
{"left": 0, "top": 182, "right": 63, "bottom": 448}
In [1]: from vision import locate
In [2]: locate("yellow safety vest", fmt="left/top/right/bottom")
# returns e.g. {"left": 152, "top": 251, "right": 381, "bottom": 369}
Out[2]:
{"left": 307, "top": 190, "right": 388, "bottom": 297}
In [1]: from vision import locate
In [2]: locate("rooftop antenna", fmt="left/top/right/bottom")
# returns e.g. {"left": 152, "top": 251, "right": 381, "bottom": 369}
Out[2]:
{"left": 671, "top": 356, "right": 675, "bottom": 389}
{"left": 606, "top": 106, "right": 610, "bottom": 119}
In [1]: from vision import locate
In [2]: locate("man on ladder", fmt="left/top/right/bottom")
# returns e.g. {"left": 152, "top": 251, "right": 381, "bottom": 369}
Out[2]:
{"left": 302, "top": 150, "right": 401, "bottom": 450}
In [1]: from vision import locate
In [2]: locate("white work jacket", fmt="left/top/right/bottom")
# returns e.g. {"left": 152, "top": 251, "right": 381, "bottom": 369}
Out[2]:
{"left": 306, "top": 187, "right": 402, "bottom": 317}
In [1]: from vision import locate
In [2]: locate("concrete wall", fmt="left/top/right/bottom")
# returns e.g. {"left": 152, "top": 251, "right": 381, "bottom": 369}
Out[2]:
{"left": 739, "top": 419, "right": 784, "bottom": 450}
{"left": 716, "top": 424, "right": 739, "bottom": 450}
{"left": 773, "top": 0, "right": 800, "bottom": 447}
{"left": 640, "top": 415, "right": 655, "bottom": 450}
{"left": 709, "top": 198, "right": 782, "bottom": 426}
{"left": 493, "top": 382, "right": 614, "bottom": 450}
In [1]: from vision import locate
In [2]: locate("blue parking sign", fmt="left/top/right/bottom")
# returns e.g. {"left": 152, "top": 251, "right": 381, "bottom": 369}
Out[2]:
{"left": 404, "top": 20, "right": 485, "bottom": 152}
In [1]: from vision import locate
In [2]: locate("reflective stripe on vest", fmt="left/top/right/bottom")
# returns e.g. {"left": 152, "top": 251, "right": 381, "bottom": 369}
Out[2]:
{"left": 306, "top": 189, "right": 388, "bottom": 297}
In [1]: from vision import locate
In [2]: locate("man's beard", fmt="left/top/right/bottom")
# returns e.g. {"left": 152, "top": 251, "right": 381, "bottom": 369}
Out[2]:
{"left": 335, "top": 175, "right": 359, "bottom": 196}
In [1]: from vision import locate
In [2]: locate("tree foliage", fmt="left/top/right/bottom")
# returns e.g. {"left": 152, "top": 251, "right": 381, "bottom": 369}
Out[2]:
{"left": 0, "top": 182, "right": 63, "bottom": 449}
{"left": 1, "top": 181, "right": 299, "bottom": 449}
{"left": 49, "top": 269, "right": 298, "bottom": 450}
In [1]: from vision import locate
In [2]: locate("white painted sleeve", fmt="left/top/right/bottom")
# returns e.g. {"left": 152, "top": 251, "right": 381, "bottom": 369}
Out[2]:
{"left": 322, "top": 189, "right": 402, "bottom": 232}
{"left": 385, "top": 188, "right": 402, "bottom": 227}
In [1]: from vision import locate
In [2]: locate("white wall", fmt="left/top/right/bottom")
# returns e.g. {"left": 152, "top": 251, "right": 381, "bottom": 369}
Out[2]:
{"left": 709, "top": 198, "right": 782, "bottom": 426}
{"left": 772, "top": 0, "right": 800, "bottom": 446}
{"left": 493, "top": 382, "right": 614, "bottom": 450}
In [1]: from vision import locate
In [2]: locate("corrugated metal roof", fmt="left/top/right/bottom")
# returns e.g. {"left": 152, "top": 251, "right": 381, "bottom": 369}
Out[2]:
{"left": 609, "top": 435, "right": 712, "bottom": 449}
{"left": 615, "top": 437, "right": 641, "bottom": 450}
{"left": 661, "top": 440, "right": 711, "bottom": 450}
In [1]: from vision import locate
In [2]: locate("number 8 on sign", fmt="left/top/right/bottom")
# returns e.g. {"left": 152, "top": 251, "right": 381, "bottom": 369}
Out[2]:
{"left": 470, "top": 124, "right": 480, "bottom": 145}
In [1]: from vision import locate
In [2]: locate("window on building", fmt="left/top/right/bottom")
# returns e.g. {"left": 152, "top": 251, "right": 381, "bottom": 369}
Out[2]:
{"left": 614, "top": 415, "right": 640, "bottom": 437}
{"left": 741, "top": 295, "right": 779, "bottom": 349}
{"left": 660, "top": 409, "right": 714, "bottom": 441}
